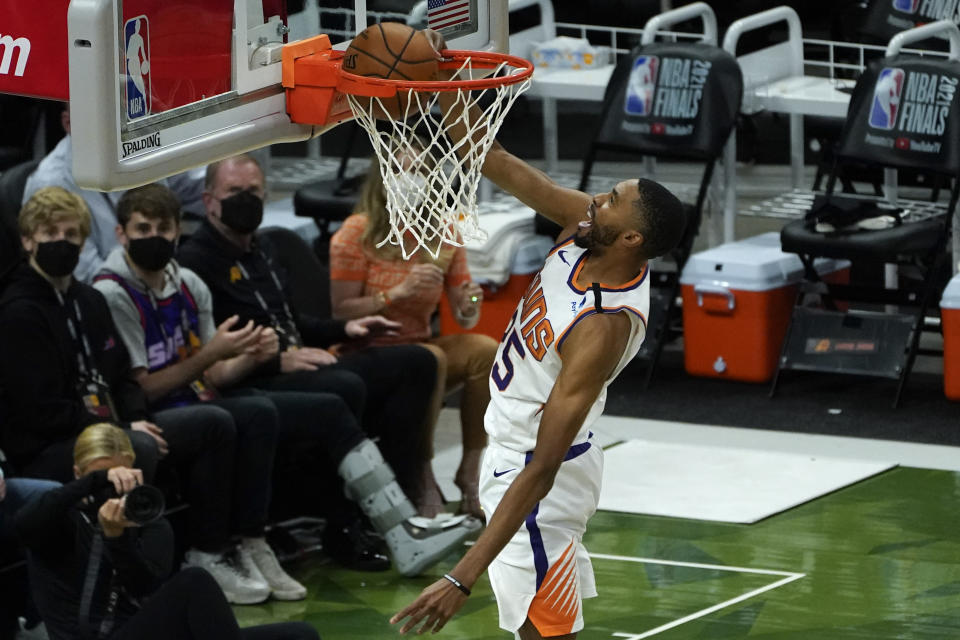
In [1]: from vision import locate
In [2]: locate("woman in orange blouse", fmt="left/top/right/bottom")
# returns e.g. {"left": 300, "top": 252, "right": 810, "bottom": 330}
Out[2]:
{"left": 329, "top": 158, "right": 497, "bottom": 520}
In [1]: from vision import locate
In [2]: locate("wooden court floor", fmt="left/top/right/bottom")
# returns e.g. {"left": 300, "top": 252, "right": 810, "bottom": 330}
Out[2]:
{"left": 235, "top": 467, "right": 960, "bottom": 639}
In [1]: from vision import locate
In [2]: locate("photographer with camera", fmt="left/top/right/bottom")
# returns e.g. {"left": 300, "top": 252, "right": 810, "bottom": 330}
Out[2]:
{"left": 14, "top": 423, "right": 319, "bottom": 640}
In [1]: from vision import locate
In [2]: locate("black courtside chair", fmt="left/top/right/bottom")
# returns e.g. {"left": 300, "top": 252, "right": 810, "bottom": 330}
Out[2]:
{"left": 773, "top": 48, "right": 960, "bottom": 407}
{"left": 578, "top": 39, "right": 743, "bottom": 388}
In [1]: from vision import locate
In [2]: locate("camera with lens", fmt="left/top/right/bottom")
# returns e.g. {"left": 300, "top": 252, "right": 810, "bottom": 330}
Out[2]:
{"left": 92, "top": 484, "right": 166, "bottom": 525}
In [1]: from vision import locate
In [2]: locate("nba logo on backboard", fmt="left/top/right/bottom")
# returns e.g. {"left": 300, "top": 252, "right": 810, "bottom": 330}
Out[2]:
{"left": 625, "top": 56, "right": 658, "bottom": 116}
{"left": 869, "top": 68, "right": 904, "bottom": 130}
{"left": 892, "top": 0, "right": 920, "bottom": 13}
{"left": 124, "top": 16, "right": 151, "bottom": 120}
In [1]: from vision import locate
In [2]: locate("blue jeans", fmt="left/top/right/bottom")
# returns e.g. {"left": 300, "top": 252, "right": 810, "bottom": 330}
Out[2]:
{"left": 1, "top": 477, "right": 60, "bottom": 539}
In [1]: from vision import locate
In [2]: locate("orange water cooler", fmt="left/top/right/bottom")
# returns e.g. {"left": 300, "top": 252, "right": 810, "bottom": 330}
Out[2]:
{"left": 940, "top": 275, "right": 960, "bottom": 400}
{"left": 680, "top": 233, "right": 849, "bottom": 383}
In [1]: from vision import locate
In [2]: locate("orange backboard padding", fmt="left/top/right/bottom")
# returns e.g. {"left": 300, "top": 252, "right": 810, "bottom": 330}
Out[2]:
{"left": 282, "top": 35, "right": 354, "bottom": 126}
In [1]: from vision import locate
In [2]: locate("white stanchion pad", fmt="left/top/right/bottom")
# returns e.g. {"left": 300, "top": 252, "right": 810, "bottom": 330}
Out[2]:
{"left": 598, "top": 440, "right": 895, "bottom": 523}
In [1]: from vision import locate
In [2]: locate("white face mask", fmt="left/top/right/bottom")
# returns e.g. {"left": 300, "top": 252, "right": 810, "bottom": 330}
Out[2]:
{"left": 392, "top": 171, "right": 428, "bottom": 210}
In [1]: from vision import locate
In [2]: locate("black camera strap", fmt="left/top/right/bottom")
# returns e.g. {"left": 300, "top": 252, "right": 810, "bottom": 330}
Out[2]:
{"left": 77, "top": 518, "right": 120, "bottom": 639}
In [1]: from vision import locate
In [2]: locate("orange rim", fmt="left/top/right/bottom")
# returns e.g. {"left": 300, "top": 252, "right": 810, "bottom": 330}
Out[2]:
{"left": 337, "top": 49, "right": 534, "bottom": 98}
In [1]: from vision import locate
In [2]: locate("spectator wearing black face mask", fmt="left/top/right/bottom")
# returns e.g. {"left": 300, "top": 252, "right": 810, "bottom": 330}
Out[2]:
{"left": 93, "top": 184, "right": 304, "bottom": 603}
{"left": 0, "top": 187, "right": 160, "bottom": 483}
{"left": 122, "top": 182, "right": 479, "bottom": 577}
{"left": 15, "top": 422, "right": 320, "bottom": 640}
{"left": 178, "top": 156, "right": 478, "bottom": 569}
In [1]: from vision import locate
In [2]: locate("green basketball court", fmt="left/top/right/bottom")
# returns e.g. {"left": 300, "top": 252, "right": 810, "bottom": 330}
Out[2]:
{"left": 235, "top": 466, "right": 960, "bottom": 639}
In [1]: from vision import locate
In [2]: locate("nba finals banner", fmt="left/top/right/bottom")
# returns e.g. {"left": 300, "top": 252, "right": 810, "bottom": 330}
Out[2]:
{"left": 838, "top": 56, "right": 960, "bottom": 172}
{"left": 864, "top": 0, "right": 960, "bottom": 42}
{"left": 594, "top": 42, "right": 742, "bottom": 160}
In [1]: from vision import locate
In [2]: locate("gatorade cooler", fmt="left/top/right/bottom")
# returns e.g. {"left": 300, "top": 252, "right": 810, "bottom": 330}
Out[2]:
{"left": 680, "top": 233, "right": 849, "bottom": 383}
{"left": 940, "top": 274, "right": 960, "bottom": 400}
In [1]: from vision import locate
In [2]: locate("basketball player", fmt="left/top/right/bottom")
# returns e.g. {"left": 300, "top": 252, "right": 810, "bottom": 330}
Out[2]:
{"left": 390, "top": 31, "right": 687, "bottom": 639}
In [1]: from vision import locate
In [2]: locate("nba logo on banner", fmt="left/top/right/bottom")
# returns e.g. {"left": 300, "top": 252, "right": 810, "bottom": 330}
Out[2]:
{"left": 892, "top": 0, "right": 920, "bottom": 12}
{"left": 625, "top": 55, "right": 658, "bottom": 116}
{"left": 869, "top": 67, "right": 904, "bottom": 130}
{"left": 124, "top": 16, "right": 151, "bottom": 120}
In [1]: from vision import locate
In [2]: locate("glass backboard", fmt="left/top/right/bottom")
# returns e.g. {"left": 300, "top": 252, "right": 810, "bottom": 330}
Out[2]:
{"left": 68, "top": 0, "right": 507, "bottom": 190}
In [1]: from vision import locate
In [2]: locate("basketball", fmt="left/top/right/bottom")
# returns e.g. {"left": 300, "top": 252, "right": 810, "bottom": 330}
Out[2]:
{"left": 343, "top": 22, "right": 440, "bottom": 120}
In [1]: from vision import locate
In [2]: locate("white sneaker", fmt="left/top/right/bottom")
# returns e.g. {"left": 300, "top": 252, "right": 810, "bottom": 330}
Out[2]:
{"left": 182, "top": 548, "right": 270, "bottom": 605}
{"left": 240, "top": 537, "right": 308, "bottom": 601}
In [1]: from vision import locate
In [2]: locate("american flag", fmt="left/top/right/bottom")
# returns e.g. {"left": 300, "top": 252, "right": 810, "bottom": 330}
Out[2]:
{"left": 427, "top": 0, "right": 471, "bottom": 31}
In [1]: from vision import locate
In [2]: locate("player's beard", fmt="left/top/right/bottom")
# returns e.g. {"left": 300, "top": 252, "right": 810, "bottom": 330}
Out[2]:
{"left": 574, "top": 222, "right": 619, "bottom": 255}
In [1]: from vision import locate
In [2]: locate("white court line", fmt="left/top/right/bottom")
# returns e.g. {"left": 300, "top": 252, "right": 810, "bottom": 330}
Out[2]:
{"left": 589, "top": 553, "right": 806, "bottom": 640}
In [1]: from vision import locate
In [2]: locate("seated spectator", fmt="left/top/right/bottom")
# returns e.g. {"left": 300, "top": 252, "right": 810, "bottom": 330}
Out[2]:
{"left": 102, "top": 182, "right": 479, "bottom": 577}
{"left": 329, "top": 156, "right": 497, "bottom": 519}
{"left": 14, "top": 423, "right": 320, "bottom": 640}
{"left": 93, "top": 184, "right": 306, "bottom": 601}
{"left": 0, "top": 186, "right": 290, "bottom": 604}
{"left": 178, "top": 154, "right": 446, "bottom": 515}
{"left": 0, "top": 464, "right": 58, "bottom": 639}
{"left": 21, "top": 104, "right": 204, "bottom": 283}
{"left": 0, "top": 187, "right": 161, "bottom": 481}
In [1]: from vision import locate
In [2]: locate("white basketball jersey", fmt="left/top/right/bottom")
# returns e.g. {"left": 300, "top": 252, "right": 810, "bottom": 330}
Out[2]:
{"left": 485, "top": 235, "right": 650, "bottom": 453}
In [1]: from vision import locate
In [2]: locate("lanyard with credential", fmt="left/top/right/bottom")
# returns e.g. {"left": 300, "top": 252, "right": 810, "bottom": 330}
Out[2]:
{"left": 55, "top": 289, "right": 119, "bottom": 421}
{"left": 235, "top": 253, "right": 303, "bottom": 348}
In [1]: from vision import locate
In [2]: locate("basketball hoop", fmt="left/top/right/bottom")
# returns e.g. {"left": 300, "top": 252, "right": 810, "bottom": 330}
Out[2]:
{"left": 339, "top": 51, "right": 533, "bottom": 259}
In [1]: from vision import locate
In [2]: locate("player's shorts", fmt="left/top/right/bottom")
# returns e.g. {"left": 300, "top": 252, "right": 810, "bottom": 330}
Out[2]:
{"left": 479, "top": 436, "right": 603, "bottom": 637}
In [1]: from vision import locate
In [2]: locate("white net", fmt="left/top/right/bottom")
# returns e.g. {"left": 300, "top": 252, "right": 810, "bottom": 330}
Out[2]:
{"left": 346, "top": 56, "right": 532, "bottom": 259}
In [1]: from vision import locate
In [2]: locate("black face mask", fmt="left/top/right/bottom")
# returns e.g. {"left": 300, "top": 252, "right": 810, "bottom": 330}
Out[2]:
{"left": 219, "top": 191, "right": 264, "bottom": 234}
{"left": 34, "top": 240, "right": 80, "bottom": 277}
{"left": 127, "top": 236, "right": 175, "bottom": 272}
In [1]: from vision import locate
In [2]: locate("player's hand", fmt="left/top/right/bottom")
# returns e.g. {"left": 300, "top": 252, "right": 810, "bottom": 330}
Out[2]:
{"left": 130, "top": 421, "right": 169, "bottom": 458}
{"left": 390, "top": 578, "right": 468, "bottom": 635}
{"left": 345, "top": 315, "right": 401, "bottom": 338}
{"left": 98, "top": 497, "right": 137, "bottom": 538}
{"left": 0, "top": 476, "right": 6, "bottom": 503}
{"left": 423, "top": 29, "right": 448, "bottom": 59}
{"left": 280, "top": 347, "right": 337, "bottom": 372}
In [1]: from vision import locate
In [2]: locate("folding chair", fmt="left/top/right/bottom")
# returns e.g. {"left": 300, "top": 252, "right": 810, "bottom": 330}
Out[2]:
{"left": 772, "top": 22, "right": 960, "bottom": 408}
{"left": 578, "top": 2, "right": 742, "bottom": 387}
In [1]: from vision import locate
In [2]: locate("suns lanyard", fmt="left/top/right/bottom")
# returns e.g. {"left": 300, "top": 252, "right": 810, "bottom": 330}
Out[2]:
{"left": 54, "top": 289, "right": 99, "bottom": 380}
{"left": 54, "top": 289, "right": 119, "bottom": 419}
{"left": 234, "top": 250, "right": 303, "bottom": 347}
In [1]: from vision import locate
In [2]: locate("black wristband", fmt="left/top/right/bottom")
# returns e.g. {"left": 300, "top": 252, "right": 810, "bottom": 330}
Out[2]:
{"left": 443, "top": 573, "right": 471, "bottom": 596}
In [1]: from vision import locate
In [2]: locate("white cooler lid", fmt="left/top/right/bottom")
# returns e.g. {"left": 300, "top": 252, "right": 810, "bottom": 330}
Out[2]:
{"left": 941, "top": 273, "right": 960, "bottom": 310}
{"left": 679, "top": 232, "right": 849, "bottom": 292}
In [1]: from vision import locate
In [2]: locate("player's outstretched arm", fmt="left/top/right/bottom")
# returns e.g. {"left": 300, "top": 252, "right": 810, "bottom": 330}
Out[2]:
{"left": 423, "top": 29, "right": 590, "bottom": 231}
{"left": 483, "top": 141, "right": 592, "bottom": 231}
{"left": 390, "top": 311, "right": 631, "bottom": 635}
